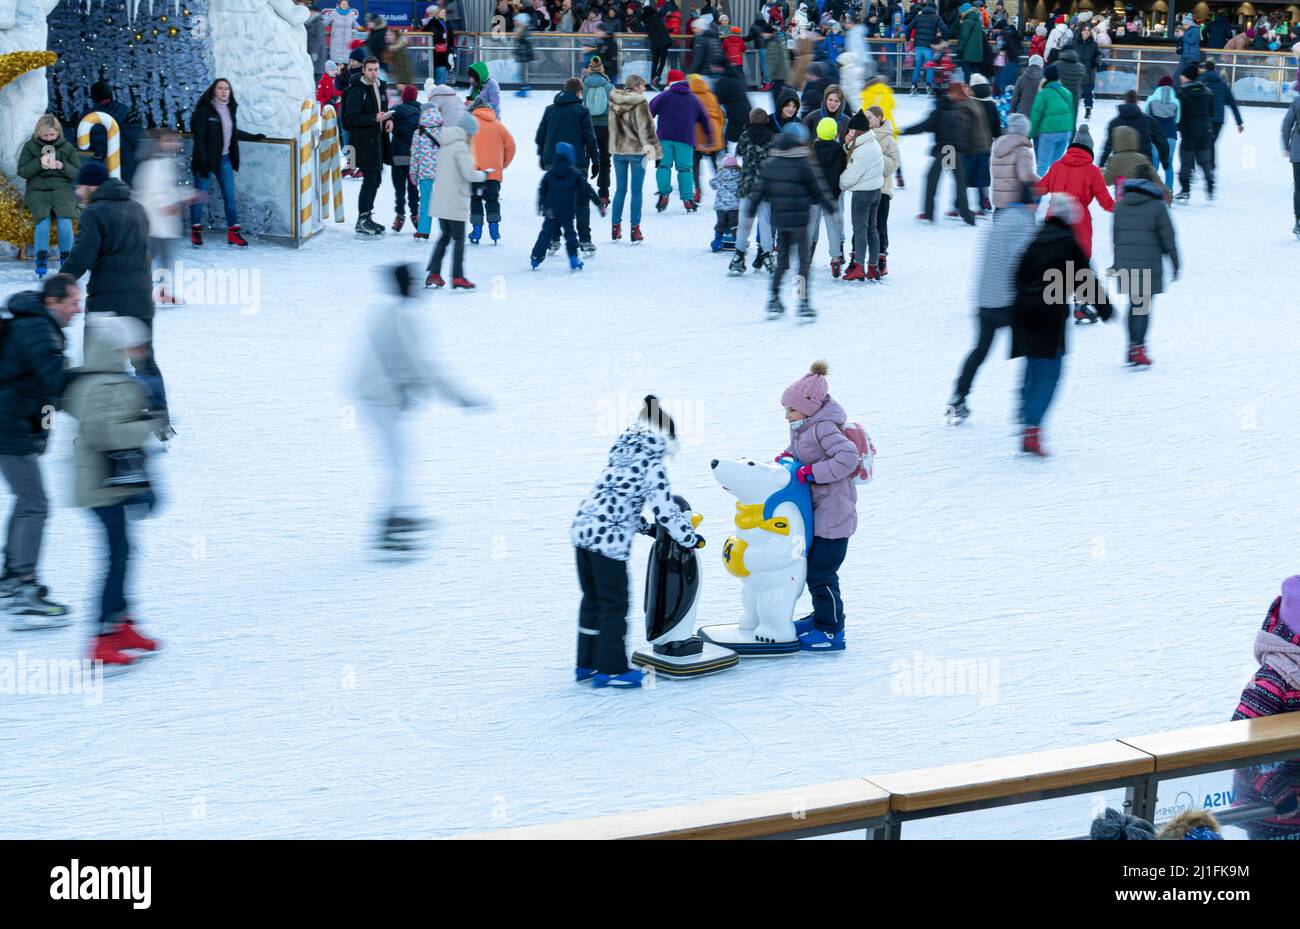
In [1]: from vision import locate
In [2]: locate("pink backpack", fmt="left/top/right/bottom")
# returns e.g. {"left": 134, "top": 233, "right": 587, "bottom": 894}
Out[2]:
{"left": 843, "top": 421, "right": 876, "bottom": 484}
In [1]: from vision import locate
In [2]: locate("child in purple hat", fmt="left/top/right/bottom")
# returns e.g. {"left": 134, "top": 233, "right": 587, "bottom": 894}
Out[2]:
{"left": 778, "top": 360, "right": 860, "bottom": 651}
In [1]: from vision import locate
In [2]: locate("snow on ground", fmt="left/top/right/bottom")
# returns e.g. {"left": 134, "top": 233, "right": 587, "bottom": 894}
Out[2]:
{"left": 2, "top": 93, "right": 1298, "bottom": 840}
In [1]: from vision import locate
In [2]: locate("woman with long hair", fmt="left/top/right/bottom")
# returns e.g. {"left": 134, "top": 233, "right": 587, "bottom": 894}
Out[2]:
{"left": 188, "top": 78, "right": 265, "bottom": 248}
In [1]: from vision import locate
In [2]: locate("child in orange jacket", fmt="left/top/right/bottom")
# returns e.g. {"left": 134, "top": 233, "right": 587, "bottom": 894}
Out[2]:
{"left": 468, "top": 98, "right": 517, "bottom": 243}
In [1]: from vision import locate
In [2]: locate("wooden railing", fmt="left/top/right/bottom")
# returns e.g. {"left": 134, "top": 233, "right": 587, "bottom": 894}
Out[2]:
{"left": 461, "top": 714, "right": 1300, "bottom": 840}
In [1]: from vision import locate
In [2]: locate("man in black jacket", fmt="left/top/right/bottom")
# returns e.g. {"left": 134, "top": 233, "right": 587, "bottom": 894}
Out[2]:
{"left": 907, "top": 3, "right": 947, "bottom": 93}
{"left": 84, "top": 81, "right": 145, "bottom": 185}
{"left": 1199, "top": 59, "right": 1244, "bottom": 170}
{"left": 749, "top": 125, "right": 836, "bottom": 321}
{"left": 1175, "top": 61, "right": 1215, "bottom": 202}
{"left": 1098, "top": 90, "right": 1170, "bottom": 176}
{"left": 0, "top": 275, "right": 82, "bottom": 625}
{"left": 60, "top": 162, "right": 164, "bottom": 405}
{"left": 643, "top": 3, "right": 673, "bottom": 87}
{"left": 902, "top": 91, "right": 975, "bottom": 225}
{"left": 343, "top": 58, "right": 393, "bottom": 234}
{"left": 536, "top": 79, "right": 600, "bottom": 252}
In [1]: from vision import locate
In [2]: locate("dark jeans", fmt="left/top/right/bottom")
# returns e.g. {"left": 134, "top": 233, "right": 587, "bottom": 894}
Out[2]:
{"left": 954, "top": 306, "right": 1012, "bottom": 400}
{"left": 593, "top": 124, "right": 611, "bottom": 200}
{"left": 428, "top": 219, "right": 465, "bottom": 277}
{"left": 1082, "top": 81, "right": 1095, "bottom": 109}
{"left": 651, "top": 46, "right": 669, "bottom": 82}
{"left": 877, "top": 193, "right": 891, "bottom": 254}
{"left": 191, "top": 154, "right": 239, "bottom": 227}
{"left": 0, "top": 454, "right": 47, "bottom": 578}
{"left": 92, "top": 502, "right": 130, "bottom": 632}
{"left": 470, "top": 179, "right": 501, "bottom": 225}
{"left": 1294, "top": 162, "right": 1300, "bottom": 222}
{"left": 575, "top": 546, "right": 630, "bottom": 674}
{"left": 1020, "top": 353, "right": 1063, "bottom": 428}
{"left": 532, "top": 215, "right": 579, "bottom": 263}
{"left": 713, "top": 207, "right": 738, "bottom": 234}
{"left": 131, "top": 317, "right": 166, "bottom": 411}
{"left": 772, "top": 225, "right": 812, "bottom": 299}
{"left": 1178, "top": 139, "right": 1213, "bottom": 195}
{"left": 850, "top": 188, "right": 881, "bottom": 266}
{"left": 806, "top": 536, "right": 849, "bottom": 634}
{"left": 923, "top": 150, "right": 973, "bottom": 223}
{"left": 1127, "top": 293, "right": 1154, "bottom": 347}
{"left": 391, "top": 164, "right": 418, "bottom": 217}
{"left": 358, "top": 163, "right": 382, "bottom": 214}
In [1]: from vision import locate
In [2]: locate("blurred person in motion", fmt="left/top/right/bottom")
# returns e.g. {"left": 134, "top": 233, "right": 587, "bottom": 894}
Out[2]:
{"left": 134, "top": 128, "right": 194, "bottom": 305}
{"left": 62, "top": 313, "right": 166, "bottom": 668}
{"left": 354, "top": 264, "right": 489, "bottom": 554}
{"left": 0, "top": 275, "right": 82, "bottom": 627}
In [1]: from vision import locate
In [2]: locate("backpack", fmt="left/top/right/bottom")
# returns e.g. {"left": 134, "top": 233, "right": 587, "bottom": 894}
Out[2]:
{"left": 584, "top": 79, "right": 610, "bottom": 118}
{"left": 842, "top": 421, "right": 877, "bottom": 484}
{"left": 814, "top": 420, "right": 877, "bottom": 484}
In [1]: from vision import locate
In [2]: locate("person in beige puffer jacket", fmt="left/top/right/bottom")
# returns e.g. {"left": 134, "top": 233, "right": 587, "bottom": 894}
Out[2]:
{"left": 868, "top": 107, "right": 900, "bottom": 276}
{"left": 606, "top": 75, "right": 662, "bottom": 239}
{"left": 62, "top": 313, "right": 164, "bottom": 668}
{"left": 989, "top": 113, "right": 1040, "bottom": 208}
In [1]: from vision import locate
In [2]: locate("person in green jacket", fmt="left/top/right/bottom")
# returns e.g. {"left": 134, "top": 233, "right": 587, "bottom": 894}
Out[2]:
{"left": 18, "top": 115, "right": 81, "bottom": 280}
{"left": 1030, "top": 64, "right": 1074, "bottom": 174}
{"left": 956, "top": 3, "right": 986, "bottom": 83}
{"left": 62, "top": 313, "right": 165, "bottom": 668}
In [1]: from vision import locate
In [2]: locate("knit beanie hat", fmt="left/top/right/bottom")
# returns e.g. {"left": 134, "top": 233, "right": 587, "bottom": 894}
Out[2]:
{"left": 667, "top": 69, "right": 686, "bottom": 84}
{"left": 847, "top": 109, "right": 870, "bottom": 133}
{"left": 349, "top": 47, "right": 367, "bottom": 63}
{"left": 1028, "top": 54, "right": 1044, "bottom": 69}
{"left": 1089, "top": 807, "right": 1157, "bottom": 840}
{"left": 781, "top": 121, "right": 810, "bottom": 143}
{"left": 1181, "top": 61, "right": 1201, "bottom": 80}
{"left": 1281, "top": 576, "right": 1300, "bottom": 634}
{"left": 1006, "top": 112, "right": 1030, "bottom": 137}
{"left": 324, "top": 59, "right": 337, "bottom": 74}
{"left": 458, "top": 113, "right": 479, "bottom": 135}
{"left": 781, "top": 361, "right": 830, "bottom": 417}
{"left": 90, "top": 79, "right": 112, "bottom": 102}
{"left": 76, "top": 160, "right": 108, "bottom": 187}
{"left": 969, "top": 72, "right": 989, "bottom": 87}
{"left": 721, "top": 153, "right": 738, "bottom": 168}
{"left": 816, "top": 117, "right": 838, "bottom": 141}
{"left": 1035, "top": 24, "right": 1046, "bottom": 36}
{"left": 1043, "top": 63, "right": 1060, "bottom": 82}
{"left": 1070, "top": 123, "right": 1094, "bottom": 154}
{"left": 1158, "top": 74, "right": 1174, "bottom": 87}
{"left": 589, "top": 55, "right": 605, "bottom": 74}
{"left": 401, "top": 84, "right": 419, "bottom": 103}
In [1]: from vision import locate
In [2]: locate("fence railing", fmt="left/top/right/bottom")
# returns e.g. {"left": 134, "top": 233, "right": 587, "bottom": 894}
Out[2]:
{"left": 396, "top": 33, "right": 1300, "bottom": 105}
{"left": 461, "top": 713, "right": 1300, "bottom": 840}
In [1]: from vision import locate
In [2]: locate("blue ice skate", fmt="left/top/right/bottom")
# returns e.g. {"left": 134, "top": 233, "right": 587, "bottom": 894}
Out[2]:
{"left": 593, "top": 669, "right": 644, "bottom": 689}
{"left": 575, "top": 667, "right": 597, "bottom": 683}
{"left": 488, "top": 222, "right": 500, "bottom": 243}
{"left": 793, "top": 614, "right": 816, "bottom": 636}
{"left": 798, "top": 628, "right": 845, "bottom": 652}
{"left": 570, "top": 255, "right": 583, "bottom": 272}
{"left": 710, "top": 232, "right": 724, "bottom": 252}
{"left": 468, "top": 224, "right": 483, "bottom": 244}
{"left": 530, "top": 258, "right": 541, "bottom": 270}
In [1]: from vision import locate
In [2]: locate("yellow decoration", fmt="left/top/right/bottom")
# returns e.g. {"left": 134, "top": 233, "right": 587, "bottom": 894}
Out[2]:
{"left": 722, "top": 536, "right": 749, "bottom": 578}
{"left": 0, "top": 51, "right": 59, "bottom": 249}
{"left": 733, "top": 502, "right": 791, "bottom": 536}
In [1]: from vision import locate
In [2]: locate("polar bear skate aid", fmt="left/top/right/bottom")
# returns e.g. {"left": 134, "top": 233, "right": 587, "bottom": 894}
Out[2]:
{"left": 697, "top": 457, "right": 813, "bottom": 656}
{"left": 630, "top": 496, "right": 739, "bottom": 678}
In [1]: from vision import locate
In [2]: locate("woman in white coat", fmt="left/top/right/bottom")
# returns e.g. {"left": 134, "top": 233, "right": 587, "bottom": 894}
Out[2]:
{"left": 839, "top": 108, "right": 885, "bottom": 281}
{"left": 424, "top": 114, "right": 489, "bottom": 290}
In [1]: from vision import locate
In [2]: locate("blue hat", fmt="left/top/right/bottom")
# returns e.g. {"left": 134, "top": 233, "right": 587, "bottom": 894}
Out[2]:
{"left": 76, "top": 160, "right": 108, "bottom": 187}
{"left": 554, "top": 141, "right": 575, "bottom": 166}
{"left": 349, "top": 47, "right": 367, "bottom": 63}
{"left": 781, "top": 121, "right": 810, "bottom": 143}
{"left": 959, "top": 2, "right": 972, "bottom": 12}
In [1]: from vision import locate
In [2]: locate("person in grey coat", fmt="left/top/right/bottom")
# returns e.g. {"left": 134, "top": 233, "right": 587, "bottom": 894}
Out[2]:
{"left": 1284, "top": 92, "right": 1300, "bottom": 237}
{"left": 947, "top": 180, "right": 1039, "bottom": 421}
{"left": 1010, "top": 55, "right": 1044, "bottom": 118}
{"left": 1109, "top": 161, "right": 1179, "bottom": 367}
{"left": 306, "top": 7, "right": 328, "bottom": 80}
{"left": 1054, "top": 43, "right": 1086, "bottom": 129}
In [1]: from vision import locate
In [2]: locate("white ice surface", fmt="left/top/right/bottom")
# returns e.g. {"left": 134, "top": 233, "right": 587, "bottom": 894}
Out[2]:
{"left": 3, "top": 94, "right": 1298, "bottom": 839}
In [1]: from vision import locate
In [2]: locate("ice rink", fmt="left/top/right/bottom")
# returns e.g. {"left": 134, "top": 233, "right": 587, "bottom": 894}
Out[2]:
{"left": 3, "top": 91, "right": 1298, "bottom": 839}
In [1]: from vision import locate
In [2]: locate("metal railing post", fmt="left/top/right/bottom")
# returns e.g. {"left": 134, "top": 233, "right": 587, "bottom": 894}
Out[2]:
{"left": 1124, "top": 775, "right": 1159, "bottom": 824}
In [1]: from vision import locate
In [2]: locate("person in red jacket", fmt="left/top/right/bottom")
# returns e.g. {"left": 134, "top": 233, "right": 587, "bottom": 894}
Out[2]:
{"left": 1036, "top": 123, "right": 1113, "bottom": 260}
{"left": 317, "top": 60, "right": 340, "bottom": 109}
{"left": 723, "top": 26, "right": 746, "bottom": 66}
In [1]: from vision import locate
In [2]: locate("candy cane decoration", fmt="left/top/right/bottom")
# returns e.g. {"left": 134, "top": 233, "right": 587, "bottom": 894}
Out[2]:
{"left": 298, "top": 100, "right": 316, "bottom": 238}
{"left": 319, "top": 104, "right": 345, "bottom": 223}
{"left": 75, "top": 112, "right": 121, "bottom": 178}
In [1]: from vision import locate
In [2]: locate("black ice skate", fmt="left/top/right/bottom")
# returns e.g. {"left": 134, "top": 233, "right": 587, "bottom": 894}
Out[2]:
{"left": 356, "top": 212, "right": 384, "bottom": 236}
{"left": 796, "top": 299, "right": 816, "bottom": 323}
{"left": 728, "top": 251, "right": 746, "bottom": 275}
{"left": 6, "top": 578, "right": 71, "bottom": 631}
{"left": 945, "top": 396, "right": 970, "bottom": 426}
{"left": 765, "top": 296, "right": 784, "bottom": 319}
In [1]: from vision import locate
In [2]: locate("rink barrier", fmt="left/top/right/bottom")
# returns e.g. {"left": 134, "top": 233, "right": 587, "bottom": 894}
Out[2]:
{"left": 75, "top": 112, "right": 121, "bottom": 178}
{"left": 399, "top": 32, "right": 1300, "bottom": 104}
{"left": 461, "top": 713, "right": 1300, "bottom": 840}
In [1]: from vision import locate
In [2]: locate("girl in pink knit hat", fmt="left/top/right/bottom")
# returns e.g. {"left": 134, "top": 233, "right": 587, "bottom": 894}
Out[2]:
{"left": 778, "top": 361, "right": 860, "bottom": 651}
